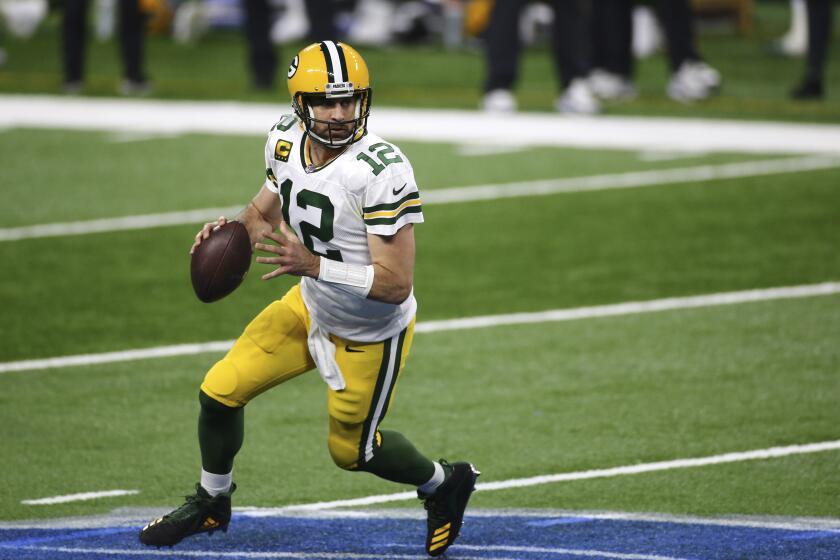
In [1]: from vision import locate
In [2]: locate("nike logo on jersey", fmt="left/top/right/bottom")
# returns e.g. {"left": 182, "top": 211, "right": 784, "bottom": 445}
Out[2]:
{"left": 392, "top": 183, "right": 407, "bottom": 196}
{"left": 345, "top": 345, "right": 364, "bottom": 353}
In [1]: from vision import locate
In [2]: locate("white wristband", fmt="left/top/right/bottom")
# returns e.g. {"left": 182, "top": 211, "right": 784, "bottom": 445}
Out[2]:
{"left": 318, "top": 257, "right": 375, "bottom": 297}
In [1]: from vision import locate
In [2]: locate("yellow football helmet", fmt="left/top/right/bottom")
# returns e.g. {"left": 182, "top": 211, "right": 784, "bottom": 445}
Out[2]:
{"left": 287, "top": 40, "right": 371, "bottom": 148}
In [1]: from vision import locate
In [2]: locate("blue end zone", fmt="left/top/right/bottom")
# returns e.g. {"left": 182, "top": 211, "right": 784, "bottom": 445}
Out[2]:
{"left": 1, "top": 512, "right": 838, "bottom": 560}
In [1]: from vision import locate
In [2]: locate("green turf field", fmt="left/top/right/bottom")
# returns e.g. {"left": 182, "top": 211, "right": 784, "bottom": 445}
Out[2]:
{"left": 1, "top": 119, "right": 839, "bottom": 524}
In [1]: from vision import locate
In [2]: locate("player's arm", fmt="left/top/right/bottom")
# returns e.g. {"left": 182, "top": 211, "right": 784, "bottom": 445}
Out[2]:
{"left": 190, "top": 184, "right": 281, "bottom": 254}
{"left": 365, "top": 224, "right": 415, "bottom": 304}
{"left": 254, "top": 223, "right": 415, "bottom": 305}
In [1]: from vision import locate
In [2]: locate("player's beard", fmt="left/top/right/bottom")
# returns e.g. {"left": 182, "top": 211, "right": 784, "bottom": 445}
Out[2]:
{"left": 313, "top": 120, "right": 354, "bottom": 146}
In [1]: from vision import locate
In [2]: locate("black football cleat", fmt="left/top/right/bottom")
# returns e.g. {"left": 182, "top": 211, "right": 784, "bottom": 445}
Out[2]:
{"left": 139, "top": 483, "right": 235, "bottom": 547}
{"left": 791, "top": 78, "right": 824, "bottom": 100}
{"left": 419, "top": 460, "right": 480, "bottom": 556}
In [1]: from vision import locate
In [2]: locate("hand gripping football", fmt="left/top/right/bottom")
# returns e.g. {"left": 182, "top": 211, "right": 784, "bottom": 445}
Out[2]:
{"left": 190, "top": 221, "right": 252, "bottom": 303}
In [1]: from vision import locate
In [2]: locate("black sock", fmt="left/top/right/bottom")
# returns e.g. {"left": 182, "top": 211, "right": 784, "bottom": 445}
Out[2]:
{"left": 359, "top": 430, "right": 435, "bottom": 486}
{"left": 198, "top": 390, "right": 244, "bottom": 474}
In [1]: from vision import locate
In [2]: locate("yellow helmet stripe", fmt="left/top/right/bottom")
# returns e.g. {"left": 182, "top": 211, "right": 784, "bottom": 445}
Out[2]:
{"left": 319, "top": 40, "right": 348, "bottom": 83}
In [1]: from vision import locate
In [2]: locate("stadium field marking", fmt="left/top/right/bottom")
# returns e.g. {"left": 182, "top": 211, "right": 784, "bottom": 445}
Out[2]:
{"left": 0, "top": 546, "right": 527, "bottom": 560}
{"left": 1, "top": 281, "right": 838, "bottom": 374}
{"left": 437, "top": 544, "right": 688, "bottom": 560}
{"left": 21, "top": 490, "right": 140, "bottom": 506}
{"left": 2, "top": 154, "right": 839, "bottom": 242}
{"left": 1, "top": 545, "right": 690, "bottom": 560}
{"left": 240, "top": 439, "right": 840, "bottom": 514}
{"left": 3, "top": 94, "right": 840, "bottom": 155}
{"left": 3, "top": 508, "right": 838, "bottom": 532}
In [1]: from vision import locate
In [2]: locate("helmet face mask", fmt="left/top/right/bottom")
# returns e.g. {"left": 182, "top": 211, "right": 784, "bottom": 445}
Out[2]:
{"left": 287, "top": 41, "right": 372, "bottom": 149}
{"left": 293, "top": 90, "right": 372, "bottom": 148}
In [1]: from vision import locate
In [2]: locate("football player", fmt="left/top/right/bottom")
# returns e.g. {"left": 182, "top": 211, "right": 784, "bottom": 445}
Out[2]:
{"left": 139, "top": 41, "right": 479, "bottom": 557}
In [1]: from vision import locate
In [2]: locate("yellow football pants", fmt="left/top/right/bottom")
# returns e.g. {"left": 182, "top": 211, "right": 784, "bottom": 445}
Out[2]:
{"left": 200, "top": 284, "right": 415, "bottom": 470}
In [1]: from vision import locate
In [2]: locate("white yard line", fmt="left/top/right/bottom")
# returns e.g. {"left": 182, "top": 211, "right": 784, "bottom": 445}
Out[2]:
{"left": 239, "top": 440, "right": 840, "bottom": 515}
{"left": 2, "top": 155, "right": 839, "bottom": 242}
{"left": 4, "top": 508, "right": 839, "bottom": 532}
{"left": 6, "top": 548, "right": 431, "bottom": 559}
{"left": 0, "top": 341, "right": 234, "bottom": 374}
{"left": 412, "top": 282, "right": 840, "bottom": 333}
{"left": 6, "top": 545, "right": 689, "bottom": 560}
{"left": 21, "top": 490, "right": 140, "bottom": 506}
{"left": 1, "top": 282, "right": 837, "bottom": 375}
{"left": 0, "top": 206, "right": 243, "bottom": 242}
{"left": 3, "top": 95, "right": 840, "bottom": 155}
{"left": 452, "top": 545, "right": 689, "bottom": 560}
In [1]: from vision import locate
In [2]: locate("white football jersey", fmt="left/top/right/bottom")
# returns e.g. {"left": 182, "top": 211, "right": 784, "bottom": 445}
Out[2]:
{"left": 263, "top": 114, "right": 424, "bottom": 343}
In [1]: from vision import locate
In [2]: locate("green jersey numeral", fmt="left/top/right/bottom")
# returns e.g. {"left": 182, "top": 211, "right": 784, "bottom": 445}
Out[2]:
{"left": 356, "top": 142, "right": 404, "bottom": 176}
{"left": 278, "top": 179, "right": 342, "bottom": 261}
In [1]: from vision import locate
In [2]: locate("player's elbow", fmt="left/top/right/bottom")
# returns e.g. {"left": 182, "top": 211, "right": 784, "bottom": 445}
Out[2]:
{"left": 395, "top": 283, "right": 413, "bottom": 304}
{"left": 383, "top": 281, "right": 412, "bottom": 305}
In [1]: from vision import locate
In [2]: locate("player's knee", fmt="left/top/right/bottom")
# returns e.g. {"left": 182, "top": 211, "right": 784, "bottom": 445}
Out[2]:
{"left": 327, "top": 420, "right": 363, "bottom": 471}
{"left": 327, "top": 434, "right": 360, "bottom": 470}
{"left": 200, "top": 358, "right": 240, "bottom": 404}
{"left": 199, "top": 389, "right": 239, "bottom": 415}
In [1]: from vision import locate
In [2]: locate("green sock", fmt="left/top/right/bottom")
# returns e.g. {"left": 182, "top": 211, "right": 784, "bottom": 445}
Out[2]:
{"left": 198, "top": 390, "right": 244, "bottom": 474}
{"left": 359, "top": 429, "right": 435, "bottom": 486}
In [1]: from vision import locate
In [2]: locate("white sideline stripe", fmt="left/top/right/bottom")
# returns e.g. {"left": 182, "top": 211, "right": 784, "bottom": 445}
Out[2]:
{"left": 413, "top": 282, "right": 840, "bottom": 333}
{"left": 2, "top": 155, "right": 839, "bottom": 242}
{"left": 455, "top": 545, "right": 690, "bottom": 560}
{"left": 416, "top": 155, "right": 840, "bottom": 205}
{"left": 7, "top": 546, "right": 689, "bottom": 560}
{"left": 0, "top": 206, "right": 242, "bottom": 242}
{"left": 242, "top": 440, "right": 840, "bottom": 515}
{"left": 3, "top": 95, "right": 840, "bottom": 155}
{"left": 21, "top": 490, "right": 139, "bottom": 506}
{"left": 3, "top": 508, "right": 839, "bottom": 532}
{"left": 0, "top": 341, "right": 234, "bottom": 374}
{"left": 8, "top": 547, "right": 524, "bottom": 560}
{"left": 1, "top": 282, "right": 839, "bottom": 375}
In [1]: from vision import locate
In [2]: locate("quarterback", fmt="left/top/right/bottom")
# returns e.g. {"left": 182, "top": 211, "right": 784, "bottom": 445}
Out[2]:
{"left": 139, "top": 41, "right": 479, "bottom": 557}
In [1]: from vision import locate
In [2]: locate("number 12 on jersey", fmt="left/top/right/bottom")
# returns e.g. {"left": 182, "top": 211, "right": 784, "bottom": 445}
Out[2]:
{"left": 279, "top": 178, "right": 343, "bottom": 261}
{"left": 356, "top": 142, "right": 403, "bottom": 176}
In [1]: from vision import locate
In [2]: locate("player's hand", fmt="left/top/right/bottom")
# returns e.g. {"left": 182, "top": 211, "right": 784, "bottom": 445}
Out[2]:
{"left": 255, "top": 221, "right": 320, "bottom": 280}
{"left": 190, "top": 216, "right": 227, "bottom": 254}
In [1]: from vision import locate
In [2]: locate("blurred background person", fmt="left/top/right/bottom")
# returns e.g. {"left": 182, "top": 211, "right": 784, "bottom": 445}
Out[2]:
{"left": 244, "top": 0, "right": 337, "bottom": 90}
{"left": 588, "top": 0, "right": 721, "bottom": 103}
{"left": 480, "top": 0, "right": 600, "bottom": 115}
{"left": 773, "top": 0, "right": 808, "bottom": 57}
{"left": 62, "top": 0, "right": 150, "bottom": 94}
{"left": 792, "top": 0, "right": 834, "bottom": 99}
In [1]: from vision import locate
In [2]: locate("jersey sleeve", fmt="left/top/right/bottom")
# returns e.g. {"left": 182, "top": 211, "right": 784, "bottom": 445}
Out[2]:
{"left": 362, "top": 158, "right": 424, "bottom": 236}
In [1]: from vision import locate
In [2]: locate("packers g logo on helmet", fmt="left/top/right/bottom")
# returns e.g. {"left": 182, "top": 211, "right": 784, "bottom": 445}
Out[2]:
{"left": 287, "top": 41, "right": 372, "bottom": 148}
{"left": 287, "top": 55, "right": 299, "bottom": 79}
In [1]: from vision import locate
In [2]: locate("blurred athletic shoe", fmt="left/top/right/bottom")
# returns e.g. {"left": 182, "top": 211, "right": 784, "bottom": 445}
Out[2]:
{"left": 791, "top": 78, "right": 824, "bottom": 100}
{"left": 556, "top": 78, "right": 600, "bottom": 115}
{"left": 588, "top": 69, "right": 637, "bottom": 101}
{"left": 120, "top": 79, "right": 152, "bottom": 96}
{"left": 685, "top": 60, "right": 722, "bottom": 92}
{"left": 481, "top": 89, "right": 517, "bottom": 113}
{"left": 667, "top": 61, "right": 714, "bottom": 102}
{"left": 773, "top": 0, "right": 808, "bottom": 57}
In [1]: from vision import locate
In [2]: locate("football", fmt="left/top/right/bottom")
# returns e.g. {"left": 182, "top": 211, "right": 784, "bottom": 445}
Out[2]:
{"left": 190, "top": 220, "right": 252, "bottom": 303}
